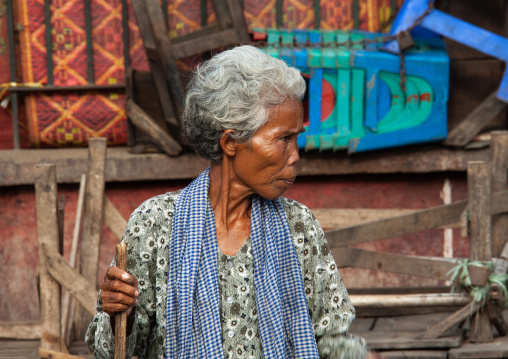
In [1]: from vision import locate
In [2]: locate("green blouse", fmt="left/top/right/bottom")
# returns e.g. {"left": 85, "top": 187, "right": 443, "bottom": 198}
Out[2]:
{"left": 85, "top": 191, "right": 367, "bottom": 359}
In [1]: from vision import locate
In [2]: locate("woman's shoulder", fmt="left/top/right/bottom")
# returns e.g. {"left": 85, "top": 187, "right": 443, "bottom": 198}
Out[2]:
{"left": 279, "top": 197, "right": 314, "bottom": 220}
{"left": 128, "top": 189, "right": 183, "bottom": 221}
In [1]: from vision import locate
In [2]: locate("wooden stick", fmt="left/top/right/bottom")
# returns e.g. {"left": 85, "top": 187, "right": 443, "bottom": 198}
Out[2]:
{"left": 62, "top": 173, "right": 86, "bottom": 346}
{"left": 115, "top": 242, "right": 128, "bottom": 359}
{"left": 468, "top": 161, "right": 494, "bottom": 343}
{"left": 35, "top": 164, "right": 63, "bottom": 352}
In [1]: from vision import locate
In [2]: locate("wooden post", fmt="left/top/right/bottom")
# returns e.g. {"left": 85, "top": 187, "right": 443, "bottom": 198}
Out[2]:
{"left": 76, "top": 138, "right": 107, "bottom": 338}
{"left": 114, "top": 242, "right": 127, "bottom": 359}
{"left": 35, "top": 164, "right": 62, "bottom": 351}
{"left": 467, "top": 161, "right": 494, "bottom": 343}
{"left": 490, "top": 131, "right": 508, "bottom": 256}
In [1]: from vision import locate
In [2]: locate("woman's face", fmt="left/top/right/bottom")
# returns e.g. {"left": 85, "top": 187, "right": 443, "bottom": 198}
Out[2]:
{"left": 232, "top": 98, "right": 304, "bottom": 200}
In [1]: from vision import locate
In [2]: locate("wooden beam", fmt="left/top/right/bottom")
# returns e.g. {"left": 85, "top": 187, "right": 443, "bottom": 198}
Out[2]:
{"left": 326, "top": 190, "right": 508, "bottom": 248}
{"left": 80, "top": 138, "right": 106, "bottom": 289}
{"left": 468, "top": 161, "right": 493, "bottom": 343}
{"left": 490, "top": 131, "right": 508, "bottom": 256}
{"left": 44, "top": 244, "right": 98, "bottom": 316}
{"left": 444, "top": 89, "right": 508, "bottom": 147}
{"left": 0, "top": 145, "right": 493, "bottom": 186}
{"left": 38, "top": 348, "right": 87, "bottom": 359}
{"left": 125, "top": 99, "right": 182, "bottom": 156}
{"left": 104, "top": 196, "right": 127, "bottom": 241}
{"left": 332, "top": 247, "right": 490, "bottom": 286}
{"left": 326, "top": 200, "right": 468, "bottom": 248}
{"left": 419, "top": 301, "right": 481, "bottom": 339}
{"left": 77, "top": 138, "right": 106, "bottom": 338}
{"left": 0, "top": 321, "right": 41, "bottom": 339}
{"left": 35, "top": 164, "right": 62, "bottom": 352}
{"left": 350, "top": 293, "right": 471, "bottom": 308}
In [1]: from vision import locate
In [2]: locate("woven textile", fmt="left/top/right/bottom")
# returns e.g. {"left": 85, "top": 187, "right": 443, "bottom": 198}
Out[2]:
{"left": 166, "top": 168, "right": 318, "bottom": 358}
{"left": 14, "top": 0, "right": 400, "bottom": 148}
{"left": 16, "top": 0, "right": 129, "bottom": 147}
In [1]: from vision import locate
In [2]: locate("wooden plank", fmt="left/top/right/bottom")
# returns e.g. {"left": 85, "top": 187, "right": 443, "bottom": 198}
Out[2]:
{"left": 210, "top": 0, "right": 232, "bottom": 29}
{"left": 449, "top": 336, "right": 508, "bottom": 358}
{"left": 356, "top": 329, "right": 463, "bottom": 350}
{"left": 77, "top": 138, "right": 106, "bottom": 338}
{"left": 444, "top": 90, "right": 508, "bottom": 147}
{"left": 379, "top": 351, "right": 448, "bottom": 359}
{"left": 350, "top": 294, "right": 471, "bottom": 308}
{"left": 0, "top": 145, "right": 493, "bottom": 186}
{"left": 0, "top": 322, "right": 41, "bottom": 339}
{"left": 44, "top": 244, "right": 98, "bottom": 316}
{"left": 326, "top": 200, "right": 468, "bottom": 248}
{"left": 144, "top": 0, "right": 184, "bottom": 117}
{"left": 80, "top": 138, "right": 106, "bottom": 288}
{"left": 125, "top": 99, "right": 182, "bottom": 156}
{"left": 326, "top": 189, "right": 508, "bottom": 248}
{"left": 419, "top": 301, "right": 481, "bottom": 339}
{"left": 35, "top": 164, "right": 62, "bottom": 352}
{"left": 374, "top": 313, "right": 458, "bottom": 332}
{"left": 332, "top": 247, "right": 490, "bottom": 285}
{"left": 130, "top": 0, "right": 178, "bottom": 127}
{"left": 171, "top": 28, "right": 240, "bottom": 59}
{"left": 313, "top": 208, "right": 460, "bottom": 230}
{"left": 62, "top": 174, "right": 86, "bottom": 346}
{"left": 38, "top": 348, "right": 87, "bottom": 359}
{"left": 225, "top": 0, "right": 250, "bottom": 42}
{"left": 490, "top": 131, "right": 508, "bottom": 256}
{"left": 104, "top": 196, "right": 127, "bottom": 241}
{"left": 468, "top": 161, "right": 493, "bottom": 343}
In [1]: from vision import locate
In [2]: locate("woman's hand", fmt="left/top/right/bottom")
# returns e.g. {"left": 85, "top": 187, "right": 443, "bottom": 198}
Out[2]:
{"left": 100, "top": 266, "right": 139, "bottom": 317}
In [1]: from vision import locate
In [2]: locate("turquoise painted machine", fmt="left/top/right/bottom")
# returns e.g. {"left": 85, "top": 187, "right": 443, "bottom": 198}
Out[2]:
{"left": 256, "top": 29, "right": 449, "bottom": 153}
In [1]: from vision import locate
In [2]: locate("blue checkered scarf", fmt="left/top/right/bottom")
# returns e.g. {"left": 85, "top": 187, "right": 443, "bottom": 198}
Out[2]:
{"left": 165, "top": 168, "right": 319, "bottom": 358}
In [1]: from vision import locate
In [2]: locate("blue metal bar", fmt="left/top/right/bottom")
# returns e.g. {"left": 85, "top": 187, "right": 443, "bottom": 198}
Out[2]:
{"left": 121, "top": 0, "right": 130, "bottom": 71}
{"left": 84, "top": 0, "right": 94, "bottom": 84}
{"left": 6, "top": 0, "right": 19, "bottom": 149}
{"left": 383, "top": 0, "right": 508, "bottom": 101}
{"left": 44, "top": 0, "right": 53, "bottom": 85}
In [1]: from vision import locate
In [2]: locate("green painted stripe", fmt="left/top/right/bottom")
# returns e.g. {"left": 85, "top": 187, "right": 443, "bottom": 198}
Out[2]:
{"left": 121, "top": 0, "right": 130, "bottom": 70}
{"left": 353, "top": 0, "right": 359, "bottom": 30}
{"left": 201, "top": 0, "right": 207, "bottom": 26}
{"left": 276, "top": 0, "right": 283, "bottom": 28}
{"left": 84, "top": 0, "right": 94, "bottom": 84}
{"left": 315, "top": 0, "right": 320, "bottom": 30}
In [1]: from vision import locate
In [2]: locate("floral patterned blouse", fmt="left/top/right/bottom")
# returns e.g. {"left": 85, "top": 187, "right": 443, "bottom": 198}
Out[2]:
{"left": 85, "top": 191, "right": 367, "bottom": 359}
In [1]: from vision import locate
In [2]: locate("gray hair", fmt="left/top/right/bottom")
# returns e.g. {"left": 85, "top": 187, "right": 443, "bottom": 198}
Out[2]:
{"left": 181, "top": 45, "right": 306, "bottom": 162}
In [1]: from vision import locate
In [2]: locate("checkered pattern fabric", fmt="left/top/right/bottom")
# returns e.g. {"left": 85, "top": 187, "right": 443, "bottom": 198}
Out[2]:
{"left": 166, "top": 168, "right": 319, "bottom": 358}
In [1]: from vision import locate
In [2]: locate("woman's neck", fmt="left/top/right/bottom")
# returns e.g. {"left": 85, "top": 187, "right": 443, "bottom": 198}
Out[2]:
{"left": 209, "top": 162, "right": 252, "bottom": 255}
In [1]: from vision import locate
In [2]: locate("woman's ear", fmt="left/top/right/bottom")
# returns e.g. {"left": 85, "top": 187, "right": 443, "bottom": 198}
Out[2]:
{"left": 220, "top": 129, "right": 237, "bottom": 157}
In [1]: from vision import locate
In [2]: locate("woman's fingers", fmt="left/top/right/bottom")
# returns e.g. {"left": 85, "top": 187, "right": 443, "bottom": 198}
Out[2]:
{"left": 100, "top": 266, "right": 139, "bottom": 316}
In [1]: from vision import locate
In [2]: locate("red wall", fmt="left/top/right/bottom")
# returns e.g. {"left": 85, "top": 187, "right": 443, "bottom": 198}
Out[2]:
{"left": 0, "top": 172, "right": 470, "bottom": 322}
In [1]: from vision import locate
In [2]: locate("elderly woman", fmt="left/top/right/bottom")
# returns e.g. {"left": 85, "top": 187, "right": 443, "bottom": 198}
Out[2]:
{"left": 86, "top": 45, "right": 368, "bottom": 359}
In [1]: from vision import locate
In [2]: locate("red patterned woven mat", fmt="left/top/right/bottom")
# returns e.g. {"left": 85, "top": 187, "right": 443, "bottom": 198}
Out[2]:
{"left": 14, "top": 0, "right": 401, "bottom": 148}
